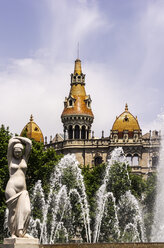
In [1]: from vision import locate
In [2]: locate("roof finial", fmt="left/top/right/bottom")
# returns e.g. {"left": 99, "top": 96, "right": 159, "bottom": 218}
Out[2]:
{"left": 77, "top": 42, "right": 79, "bottom": 59}
{"left": 30, "top": 114, "right": 33, "bottom": 122}
{"left": 125, "top": 103, "right": 128, "bottom": 111}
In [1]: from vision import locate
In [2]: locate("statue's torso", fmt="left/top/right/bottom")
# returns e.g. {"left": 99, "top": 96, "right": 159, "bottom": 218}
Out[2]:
{"left": 5, "top": 159, "right": 27, "bottom": 199}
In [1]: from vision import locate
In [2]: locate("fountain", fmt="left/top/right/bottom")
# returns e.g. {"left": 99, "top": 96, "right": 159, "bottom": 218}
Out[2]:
{"left": 15, "top": 148, "right": 144, "bottom": 244}
{"left": 3, "top": 148, "right": 164, "bottom": 247}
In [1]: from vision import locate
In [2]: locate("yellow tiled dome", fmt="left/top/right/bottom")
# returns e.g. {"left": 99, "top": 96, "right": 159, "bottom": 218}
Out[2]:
{"left": 20, "top": 115, "right": 44, "bottom": 143}
{"left": 112, "top": 104, "right": 140, "bottom": 132}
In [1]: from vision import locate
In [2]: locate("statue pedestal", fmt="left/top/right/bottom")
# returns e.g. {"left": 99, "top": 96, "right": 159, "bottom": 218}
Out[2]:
{"left": 3, "top": 237, "right": 39, "bottom": 248}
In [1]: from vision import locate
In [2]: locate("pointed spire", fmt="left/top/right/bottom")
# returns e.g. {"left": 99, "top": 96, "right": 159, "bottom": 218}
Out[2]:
{"left": 125, "top": 103, "right": 128, "bottom": 111}
{"left": 74, "top": 59, "right": 82, "bottom": 75}
{"left": 30, "top": 114, "right": 33, "bottom": 122}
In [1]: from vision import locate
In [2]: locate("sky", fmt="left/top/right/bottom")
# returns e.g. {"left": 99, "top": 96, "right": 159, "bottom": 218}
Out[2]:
{"left": 0, "top": 0, "right": 164, "bottom": 141}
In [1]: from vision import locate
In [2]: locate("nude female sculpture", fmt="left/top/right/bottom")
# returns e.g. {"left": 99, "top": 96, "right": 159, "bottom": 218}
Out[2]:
{"left": 5, "top": 136, "right": 32, "bottom": 238}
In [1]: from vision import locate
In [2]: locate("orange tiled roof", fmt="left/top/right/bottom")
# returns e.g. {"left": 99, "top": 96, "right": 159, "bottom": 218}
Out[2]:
{"left": 61, "top": 59, "right": 94, "bottom": 118}
{"left": 62, "top": 94, "right": 94, "bottom": 117}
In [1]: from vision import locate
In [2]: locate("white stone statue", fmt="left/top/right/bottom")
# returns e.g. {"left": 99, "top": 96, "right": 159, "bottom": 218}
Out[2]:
{"left": 5, "top": 136, "right": 32, "bottom": 238}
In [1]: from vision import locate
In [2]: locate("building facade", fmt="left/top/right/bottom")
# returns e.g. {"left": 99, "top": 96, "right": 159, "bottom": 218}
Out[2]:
{"left": 43, "top": 58, "right": 160, "bottom": 177}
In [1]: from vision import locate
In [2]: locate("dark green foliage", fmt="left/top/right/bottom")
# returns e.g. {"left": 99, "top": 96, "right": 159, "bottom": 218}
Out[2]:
{"left": 27, "top": 140, "right": 63, "bottom": 196}
{"left": 0, "top": 125, "right": 12, "bottom": 242}
{"left": 66, "top": 192, "right": 85, "bottom": 241}
{"left": 143, "top": 173, "right": 157, "bottom": 241}
{"left": 81, "top": 163, "right": 106, "bottom": 204}
{"left": 31, "top": 191, "right": 45, "bottom": 222}
{"left": 130, "top": 172, "right": 146, "bottom": 199}
{"left": 98, "top": 196, "right": 119, "bottom": 242}
{"left": 61, "top": 167, "right": 79, "bottom": 193}
{"left": 106, "top": 162, "right": 131, "bottom": 202}
{"left": 144, "top": 173, "right": 157, "bottom": 212}
{"left": 81, "top": 163, "right": 106, "bottom": 231}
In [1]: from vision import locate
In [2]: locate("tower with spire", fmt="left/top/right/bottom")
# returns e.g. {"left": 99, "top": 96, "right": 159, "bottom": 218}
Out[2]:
{"left": 41, "top": 58, "right": 161, "bottom": 173}
{"left": 61, "top": 58, "right": 94, "bottom": 140}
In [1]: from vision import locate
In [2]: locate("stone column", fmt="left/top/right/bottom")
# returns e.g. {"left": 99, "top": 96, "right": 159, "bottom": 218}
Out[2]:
{"left": 88, "top": 128, "right": 91, "bottom": 139}
{"left": 80, "top": 126, "right": 82, "bottom": 139}
{"left": 85, "top": 128, "right": 87, "bottom": 140}
{"left": 64, "top": 128, "right": 66, "bottom": 140}
{"left": 73, "top": 126, "right": 75, "bottom": 140}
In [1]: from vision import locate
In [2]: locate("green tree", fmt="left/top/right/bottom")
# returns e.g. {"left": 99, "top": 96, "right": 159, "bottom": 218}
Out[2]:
{"left": 106, "top": 162, "right": 131, "bottom": 202}
{"left": 81, "top": 163, "right": 106, "bottom": 229}
{"left": 0, "top": 125, "right": 12, "bottom": 242}
{"left": 144, "top": 173, "right": 157, "bottom": 212}
{"left": 81, "top": 163, "right": 106, "bottom": 204}
{"left": 26, "top": 139, "right": 63, "bottom": 195}
{"left": 143, "top": 172, "right": 157, "bottom": 241}
{"left": 129, "top": 170, "right": 146, "bottom": 199}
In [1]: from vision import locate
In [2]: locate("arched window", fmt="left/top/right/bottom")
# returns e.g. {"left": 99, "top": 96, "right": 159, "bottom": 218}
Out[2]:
{"left": 126, "top": 154, "right": 132, "bottom": 166}
{"left": 68, "top": 126, "right": 73, "bottom": 139}
{"left": 69, "top": 99, "right": 73, "bottom": 106}
{"left": 75, "top": 125, "right": 80, "bottom": 139}
{"left": 95, "top": 156, "right": 103, "bottom": 166}
{"left": 81, "top": 126, "right": 86, "bottom": 139}
{"left": 132, "top": 154, "right": 139, "bottom": 166}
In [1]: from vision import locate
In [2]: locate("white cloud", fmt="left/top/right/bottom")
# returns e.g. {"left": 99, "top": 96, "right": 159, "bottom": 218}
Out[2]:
{"left": 40, "top": 0, "right": 109, "bottom": 60}
{"left": 0, "top": 58, "right": 71, "bottom": 139}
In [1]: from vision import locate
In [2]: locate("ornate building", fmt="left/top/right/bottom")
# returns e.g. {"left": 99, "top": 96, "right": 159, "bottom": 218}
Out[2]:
{"left": 46, "top": 59, "right": 160, "bottom": 176}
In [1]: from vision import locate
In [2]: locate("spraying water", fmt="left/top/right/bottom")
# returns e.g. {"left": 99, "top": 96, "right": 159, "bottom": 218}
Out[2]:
{"left": 151, "top": 121, "right": 164, "bottom": 241}
{"left": 93, "top": 147, "right": 145, "bottom": 243}
{"left": 29, "top": 154, "right": 91, "bottom": 244}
